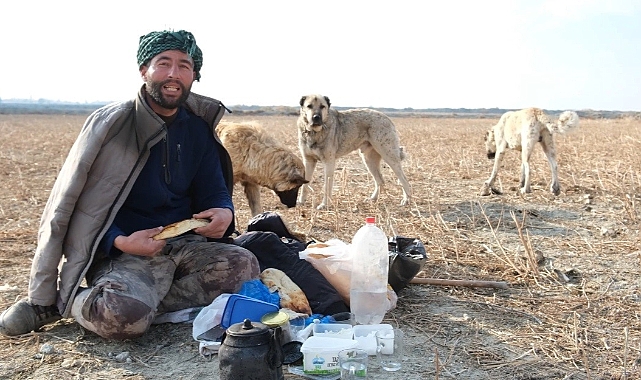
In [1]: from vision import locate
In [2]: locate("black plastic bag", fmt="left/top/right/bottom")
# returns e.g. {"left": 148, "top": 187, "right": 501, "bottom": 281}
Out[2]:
{"left": 236, "top": 212, "right": 350, "bottom": 315}
{"left": 387, "top": 236, "right": 428, "bottom": 293}
{"left": 246, "top": 211, "right": 302, "bottom": 242}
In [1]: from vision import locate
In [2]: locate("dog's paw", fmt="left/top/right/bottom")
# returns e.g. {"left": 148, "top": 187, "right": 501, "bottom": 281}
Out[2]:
{"left": 479, "top": 185, "right": 492, "bottom": 196}
{"left": 480, "top": 185, "right": 502, "bottom": 196}
{"left": 316, "top": 203, "right": 328, "bottom": 210}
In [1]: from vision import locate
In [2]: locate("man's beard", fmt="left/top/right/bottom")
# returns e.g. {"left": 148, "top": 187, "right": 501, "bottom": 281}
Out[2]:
{"left": 145, "top": 79, "right": 191, "bottom": 109}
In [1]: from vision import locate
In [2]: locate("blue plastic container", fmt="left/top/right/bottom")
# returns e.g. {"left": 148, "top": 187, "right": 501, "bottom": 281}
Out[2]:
{"left": 220, "top": 294, "right": 279, "bottom": 329}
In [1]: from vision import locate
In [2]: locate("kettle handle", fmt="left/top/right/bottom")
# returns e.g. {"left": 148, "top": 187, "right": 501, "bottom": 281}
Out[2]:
{"left": 268, "top": 326, "right": 285, "bottom": 369}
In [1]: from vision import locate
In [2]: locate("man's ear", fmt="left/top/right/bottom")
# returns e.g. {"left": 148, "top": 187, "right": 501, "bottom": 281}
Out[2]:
{"left": 140, "top": 65, "right": 148, "bottom": 79}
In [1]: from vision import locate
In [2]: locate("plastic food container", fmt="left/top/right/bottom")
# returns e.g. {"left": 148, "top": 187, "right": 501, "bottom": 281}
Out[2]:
{"left": 312, "top": 319, "right": 354, "bottom": 339}
{"left": 300, "top": 336, "right": 358, "bottom": 375}
{"left": 220, "top": 294, "right": 279, "bottom": 329}
{"left": 353, "top": 324, "right": 393, "bottom": 355}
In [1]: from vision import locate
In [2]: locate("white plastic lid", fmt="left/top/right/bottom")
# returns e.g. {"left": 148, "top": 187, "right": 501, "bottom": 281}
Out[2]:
{"left": 300, "top": 336, "right": 358, "bottom": 351}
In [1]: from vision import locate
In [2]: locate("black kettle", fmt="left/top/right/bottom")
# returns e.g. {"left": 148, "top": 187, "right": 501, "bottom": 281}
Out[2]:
{"left": 218, "top": 319, "right": 284, "bottom": 380}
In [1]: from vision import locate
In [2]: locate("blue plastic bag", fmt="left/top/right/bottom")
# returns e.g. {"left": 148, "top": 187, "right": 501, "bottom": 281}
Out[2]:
{"left": 237, "top": 279, "right": 280, "bottom": 307}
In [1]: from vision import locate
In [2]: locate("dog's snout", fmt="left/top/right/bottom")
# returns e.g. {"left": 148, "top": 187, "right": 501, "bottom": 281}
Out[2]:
{"left": 311, "top": 113, "right": 322, "bottom": 125}
{"left": 276, "top": 186, "right": 301, "bottom": 208}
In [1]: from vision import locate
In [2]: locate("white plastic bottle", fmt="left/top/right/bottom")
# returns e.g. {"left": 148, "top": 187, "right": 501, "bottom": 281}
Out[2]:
{"left": 350, "top": 216, "right": 389, "bottom": 325}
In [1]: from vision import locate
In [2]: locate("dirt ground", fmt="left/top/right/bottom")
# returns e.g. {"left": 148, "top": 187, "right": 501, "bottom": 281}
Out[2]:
{"left": 0, "top": 112, "right": 639, "bottom": 380}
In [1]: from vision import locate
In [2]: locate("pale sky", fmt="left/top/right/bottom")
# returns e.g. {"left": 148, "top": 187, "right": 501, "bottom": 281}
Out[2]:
{"left": 2, "top": 0, "right": 640, "bottom": 111}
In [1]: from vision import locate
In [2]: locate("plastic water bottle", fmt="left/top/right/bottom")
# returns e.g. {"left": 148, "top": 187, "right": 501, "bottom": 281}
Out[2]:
{"left": 350, "top": 216, "right": 389, "bottom": 325}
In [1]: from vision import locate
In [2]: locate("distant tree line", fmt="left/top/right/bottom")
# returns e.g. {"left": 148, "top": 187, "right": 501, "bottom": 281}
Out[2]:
{"left": 0, "top": 102, "right": 109, "bottom": 115}
{"left": 1, "top": 101, "right": 638, "bottom": 119}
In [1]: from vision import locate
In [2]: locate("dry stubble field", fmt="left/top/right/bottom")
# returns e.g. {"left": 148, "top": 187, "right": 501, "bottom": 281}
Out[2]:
{"left": 0, "top": 112, "right": 640, "bottom": 380}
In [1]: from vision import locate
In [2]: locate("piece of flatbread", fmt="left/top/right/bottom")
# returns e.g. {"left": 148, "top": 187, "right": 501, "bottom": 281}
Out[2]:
{"left": 152, "top": 218, "right": 209, "bottom": 240}
{"left": 260, "top": 268, "right": 312, "bottom": 315}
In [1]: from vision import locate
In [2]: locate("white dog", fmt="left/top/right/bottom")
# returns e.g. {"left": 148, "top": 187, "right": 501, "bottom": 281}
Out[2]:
{"left": 481, "top": 108, "right": 579, "bottom": 196}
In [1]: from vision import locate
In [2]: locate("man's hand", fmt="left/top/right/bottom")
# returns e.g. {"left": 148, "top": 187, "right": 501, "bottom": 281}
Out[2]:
{"left": 193, "top": 208, "right": 233, "bottom": 238}
{"left": 113, "top": 227, "right": 166, "bottom": 257}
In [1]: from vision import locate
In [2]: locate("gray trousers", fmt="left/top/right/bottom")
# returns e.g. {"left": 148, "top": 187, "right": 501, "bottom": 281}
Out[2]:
{"left": 71, "top": 235, "right": 259, "bottom": 339}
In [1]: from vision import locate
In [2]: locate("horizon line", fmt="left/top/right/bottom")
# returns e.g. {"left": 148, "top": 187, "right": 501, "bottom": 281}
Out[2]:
{"left": 1, "top": 98, "right": 639, "bottom": 114}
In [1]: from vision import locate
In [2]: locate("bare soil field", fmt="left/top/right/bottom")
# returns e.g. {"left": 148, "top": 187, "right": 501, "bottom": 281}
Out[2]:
{"left": 0, "top": 113, "right": 639, "bottom": 380}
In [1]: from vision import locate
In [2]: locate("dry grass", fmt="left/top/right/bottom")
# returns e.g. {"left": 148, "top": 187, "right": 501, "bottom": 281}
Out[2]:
{"left": 0, "top": 113, "right": 640, "bottom": 379}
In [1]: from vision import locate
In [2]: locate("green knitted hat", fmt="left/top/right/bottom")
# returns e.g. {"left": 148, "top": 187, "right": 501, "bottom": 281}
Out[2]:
{"left": 137, "top": 30, "right": 203, "bottom": 81}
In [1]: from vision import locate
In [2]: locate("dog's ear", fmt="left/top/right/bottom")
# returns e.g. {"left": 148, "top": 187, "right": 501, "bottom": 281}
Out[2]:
{"left": 324, "top": 96, "right": 331, "bottom": 108}
{"left": 299, "top": 96, "right": 307, "bottom": 107}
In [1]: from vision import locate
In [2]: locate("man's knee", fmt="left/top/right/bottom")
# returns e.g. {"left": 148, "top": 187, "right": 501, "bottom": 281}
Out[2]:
{"left": 72, "top": 287, "right": 155, "bottom": 340}
{"left": 232, "top": 246, "right": 260, "bottom": 279}
{"left": 209, "top": 246, "right": 260, "bottom": 293}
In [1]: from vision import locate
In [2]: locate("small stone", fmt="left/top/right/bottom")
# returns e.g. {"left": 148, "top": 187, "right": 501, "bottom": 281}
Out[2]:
{"left": 39, "top": 343, "right": 55, "bottom": 355}
{"left": 115, "top": 351, "right": 131, "bottom": 362}
{"left": 534, "top": 250, "right": 545, "bottom": 265}
{"left": 600, "top": 227, "right": 616, "bottom": 237}
{"left": 61, "top": 358, "right": 76, "bottom": 368}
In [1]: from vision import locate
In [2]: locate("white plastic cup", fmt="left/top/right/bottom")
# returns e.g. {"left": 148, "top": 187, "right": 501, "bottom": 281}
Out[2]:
{"left": 289, "top": 316, "right": 306, "bottom": 342}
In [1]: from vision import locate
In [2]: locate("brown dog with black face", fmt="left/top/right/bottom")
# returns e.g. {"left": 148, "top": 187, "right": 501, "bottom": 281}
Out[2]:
{"left": 216, "top": 121, "right": 307, "bottom": 216}
{"left": 297, "top": 94, "right": 412, "bottom": 210}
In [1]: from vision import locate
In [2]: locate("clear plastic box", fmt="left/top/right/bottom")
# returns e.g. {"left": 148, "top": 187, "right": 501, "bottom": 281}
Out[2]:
{"left": 312, "top": 319, "right": 354, "bottom": 339}
{"left": 353, "top": 324, "right": 393, "bottom": 355}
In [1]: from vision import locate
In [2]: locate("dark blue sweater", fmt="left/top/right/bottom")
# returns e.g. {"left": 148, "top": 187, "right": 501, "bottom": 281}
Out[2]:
{"left": 100, "top": 106, "right": 233, "bottom": 257}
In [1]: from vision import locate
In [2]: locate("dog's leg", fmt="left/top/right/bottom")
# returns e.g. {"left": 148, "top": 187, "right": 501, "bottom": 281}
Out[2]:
{"left": 540, "top": 132, "right": 561, "bottom": 196}
{"left": 520, "top": 155, "right": 531, "bottom": 194}
{"left": 395, "top": 169, "right": 412, "bottom": 206}
{"left": 297, "top": 156, "right": 317, "bottom": 206}
{"left": 520, "top": 132, "right": 537, "bottom": 194}
{"left": 359, "top": 147, "right": 384, "bottom": 202}
{"left": 318, "top": 159, "right": 336, "bottom": 210}
{"left": 369, "top": 147, "right": 412, "bottom": 205}
{"left": 481, "top": 145, "right": 506, "bottom": 196}
{"left": 388, "top": 162, "right": 412, "bottom": 206}
{"left": 243, "top": 182, "right": 262, "bottom": 217}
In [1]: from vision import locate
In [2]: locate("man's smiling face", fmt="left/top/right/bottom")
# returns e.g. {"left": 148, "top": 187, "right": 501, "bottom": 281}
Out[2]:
{"left": 140, "top": 49, "right": 195, "bottom": 115}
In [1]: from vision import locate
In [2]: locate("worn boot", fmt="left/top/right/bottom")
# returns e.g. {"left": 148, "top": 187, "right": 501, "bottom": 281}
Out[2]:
{"left": 0, "top": 298, "right": 61, "bottom": 336}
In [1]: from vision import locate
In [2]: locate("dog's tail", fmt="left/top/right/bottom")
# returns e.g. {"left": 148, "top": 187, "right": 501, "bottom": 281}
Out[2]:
{"left": 555, "top": 111, "right": 580, "bottom": 134}
{"left": 537, "top": 109, "right": 579, "bottom": 135}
